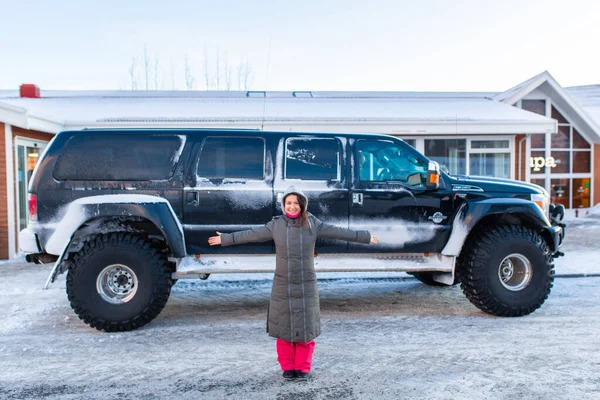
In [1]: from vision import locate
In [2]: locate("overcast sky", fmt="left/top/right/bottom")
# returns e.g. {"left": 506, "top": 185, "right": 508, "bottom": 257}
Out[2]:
{"left": 2, "top": 0, "right": 599, "bottom": 92}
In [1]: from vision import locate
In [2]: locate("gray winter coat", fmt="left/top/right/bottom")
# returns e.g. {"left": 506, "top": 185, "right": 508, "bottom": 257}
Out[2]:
{"left": 220, "top": 187, "right": 372, "bottom": 342}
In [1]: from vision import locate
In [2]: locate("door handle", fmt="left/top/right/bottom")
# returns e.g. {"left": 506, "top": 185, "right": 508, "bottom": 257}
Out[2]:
{"left": 186, "top": 191, "right": 199, "bottom": 206}
{"left": 352, "top": 192, "right": 363, "bottom": 206}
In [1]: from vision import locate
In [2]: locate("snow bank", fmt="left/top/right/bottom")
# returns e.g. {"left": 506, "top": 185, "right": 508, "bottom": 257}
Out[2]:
{"left": 586, "top": 203, "right": 600, "bottom": 218}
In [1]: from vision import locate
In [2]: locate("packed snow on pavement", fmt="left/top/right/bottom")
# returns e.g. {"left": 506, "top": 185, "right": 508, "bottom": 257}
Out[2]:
{"left": 0, "top": 214, "right": 599, "bottom": 399}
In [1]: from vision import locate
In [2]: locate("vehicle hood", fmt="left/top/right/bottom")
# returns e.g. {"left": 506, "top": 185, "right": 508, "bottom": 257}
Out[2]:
{"left": 448, "top": 175, "right": 548, "bottom": 195}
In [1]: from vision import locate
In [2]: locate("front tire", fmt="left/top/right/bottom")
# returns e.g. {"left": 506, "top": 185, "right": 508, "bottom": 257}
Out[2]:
{"left": 66, "top": 233, "right": 172, "bottom": 332}
{"left": 457, "top": 225, "right": 554, "bottom": 317}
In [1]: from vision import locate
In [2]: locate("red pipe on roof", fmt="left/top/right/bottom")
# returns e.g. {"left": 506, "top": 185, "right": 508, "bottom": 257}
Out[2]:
{"left": 20, "top": 84, "right": 40, "bottom": 98}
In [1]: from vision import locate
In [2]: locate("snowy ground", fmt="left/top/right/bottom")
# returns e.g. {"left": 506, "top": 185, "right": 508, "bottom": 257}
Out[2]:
{"left": 1, "top": 215, "right": 599, "bottom": 399}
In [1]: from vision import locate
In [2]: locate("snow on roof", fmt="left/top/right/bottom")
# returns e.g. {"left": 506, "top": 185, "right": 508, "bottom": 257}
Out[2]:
{"left": 494, "top": 71, "right": 600, "bottom": 144}
{"left": 0, "top": 90, "right": 555, "bottom": 135}
{"left": 0, "top": 89, "right": 498, "bottom": 99}
{"left": 493, "top": 71, "right": 548, "bottom": 104}
{"left": 566, "top": 85, "right": 600, "bottom": 130}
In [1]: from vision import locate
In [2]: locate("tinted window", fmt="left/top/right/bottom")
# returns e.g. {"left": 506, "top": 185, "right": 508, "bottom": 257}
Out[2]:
{"left": 197, "top": 137, "right": 264, "bottom": 179}
{"left": 285, "top": 138, "right": 340, "bottom": 180}
{"left": 356, "top": 139, "right": 428, "bottom": 187}
{"left": 54, "top": 134, "right": 183, "bottom": 180}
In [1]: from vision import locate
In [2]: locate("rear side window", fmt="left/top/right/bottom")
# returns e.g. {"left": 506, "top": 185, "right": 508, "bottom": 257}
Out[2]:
{"left": 197, "top": 137, "right": 265, "bottom": 180}
{"left": 54, "top": 134, "right": 184, "bottom": 180}
{"left": 285, "top": 138, "right": 341, "bottom": 180}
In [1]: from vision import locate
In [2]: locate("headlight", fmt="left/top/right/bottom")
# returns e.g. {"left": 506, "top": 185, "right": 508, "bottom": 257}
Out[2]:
{"left": 531, "top": 193, "right": 549, "bottom": 216}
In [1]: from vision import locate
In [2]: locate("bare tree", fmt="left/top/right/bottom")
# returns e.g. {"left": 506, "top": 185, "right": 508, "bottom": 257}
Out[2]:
{"left": 236, "top": 61, "right": 243, "bottom": 91}
{"left": 184, "top": 54, "right": 195, "bottom": 90}
{"left": 170, "top": 60, "right": 176, "bottom": 90}
{"left": 143, "top": 45, "right": 151, "bottom": 90}
{"left": 215, "top": 48, "right": 221, "bottom": 90}
{"left": 223, "top": 52, "right": 232, "bottom": 90}
{"left": 203, "top": 47, "right": 212, "bottom": 90}
{"left": 128, "top": 56, "right": 138, "bottom": 90}
{"left": 237, "top": 57, "right": 253, "bottom": 91}
{"left": 154, "top": 58, "right": 161, "bottom": 90}
{"left": 126, "top": 46, "right": 253, "bottom": 91}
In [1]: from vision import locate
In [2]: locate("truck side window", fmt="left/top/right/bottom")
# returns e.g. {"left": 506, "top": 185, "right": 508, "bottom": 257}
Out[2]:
{"left": 356, "top": 139, "right": 428, "bottom": 187}
{"left": 197, "top": 137, "right": 265, "bottom": 180}
{"left": 285, "top": 138, "right": 341, "bottom": 181}
{"left": 54, "top": 134, "right": 184, "bottom": 181}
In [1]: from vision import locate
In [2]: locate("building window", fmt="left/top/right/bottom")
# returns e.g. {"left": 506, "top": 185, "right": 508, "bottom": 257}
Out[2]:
{"left": 16, "top": 139, "right": 47, "bottom": 231}
{"left": 470, "top": 140, "right": 509, "bottom": 149}
{"left": 551, "top": 106, "right": 569, "bottom": 124}
{"left": 423, "top": 138, "right": 512, "bottom": 178}
{"left": 469, "top": 139, "right": 511, "bottom": 179}
{"left": 572, "top": 178, "right": 591, "bottom": 208}
{"left": 572, "top": 152, "right": 591, "bottom": 173}
{"left": 551, "top": 178, "right": 570, "bottom": 209}
{"left": 469, "top": 153, "right": 510, "bottom": 178}
{"left": 530, "top": 104, "right": 593, "bottom": 209}
{"left": 530, "top": 134, "right": 546, "bottom": 149}
{"left": 552, "top": 125, "right": 570, "bottom": 149}
{"left": 522, "top": 99, "right": 546, "bottom": 116}
{"left": 402, "top": 138, "right": 417, "bottom": 149}
{"left": 573, "top": 128, "right": 591, "bottom": 149}
{"left": 424, "top": 139, "right": 466, "bottom": 175}
{"left": 550, "top": 151, "right": 570, "bottom": 174}
{"left": 531, "top": 178, "right": 545, "bottom": 190}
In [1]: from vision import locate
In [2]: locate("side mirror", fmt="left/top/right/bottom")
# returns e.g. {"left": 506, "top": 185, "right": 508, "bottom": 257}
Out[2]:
{"left": 426, "top": 161, "right": 440, "bottom": 190}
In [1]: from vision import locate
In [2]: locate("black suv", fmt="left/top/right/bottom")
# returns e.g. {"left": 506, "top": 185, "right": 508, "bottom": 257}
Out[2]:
{"left": 20, "top": 129, "right": 565, "bottom": 331}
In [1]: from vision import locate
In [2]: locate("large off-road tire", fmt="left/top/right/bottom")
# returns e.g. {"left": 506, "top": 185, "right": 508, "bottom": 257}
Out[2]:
{"left": 410, "top": 272, "right": 459, "bottom": 286}
{"left": 66, "top": 233, "right": 172, "bottom": 332}
{"left": 457, "top": 225, "right": 554, "bottom": 317}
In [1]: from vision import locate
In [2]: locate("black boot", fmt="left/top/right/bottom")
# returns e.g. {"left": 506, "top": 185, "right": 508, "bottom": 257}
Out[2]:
{"left": 282, "top": 370, "right": 296, "bottom": 380}
{"left": 295, "top": 371, "right": 311, "bottom": 380}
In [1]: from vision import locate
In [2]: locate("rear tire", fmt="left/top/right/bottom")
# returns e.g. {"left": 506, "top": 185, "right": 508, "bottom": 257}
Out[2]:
{"left": 457, "top": 225, "right": 554, "bottom": 317}
{"left": 66, "top": 233, "right": 172, "bottom": 331}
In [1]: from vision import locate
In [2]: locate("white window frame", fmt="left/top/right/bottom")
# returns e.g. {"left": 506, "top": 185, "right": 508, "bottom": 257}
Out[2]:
{"left": 527, "top": 99, "right": 594, "bottom": 209}
{"left": 407, "top": 136, "right": 514, "bottom": 179}
{"left": 14, "top": 136, "right": 48, "bottom": 233}
{"left": 467, "top": 137, "right": 514, "bottom": 180}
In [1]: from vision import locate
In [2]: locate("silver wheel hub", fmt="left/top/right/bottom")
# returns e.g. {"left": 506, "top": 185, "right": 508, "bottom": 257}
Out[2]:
{"left": 498, "top": 253, "right": 532, "bottom": 292}
{"left": 96, "top": 264, "right": 138, "bottom": 304}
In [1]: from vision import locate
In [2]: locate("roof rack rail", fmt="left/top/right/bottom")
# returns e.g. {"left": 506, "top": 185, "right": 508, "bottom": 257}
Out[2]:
{"left": 246, "top": 91, "right": 266, "bottom": 97}
{"left": 292, "top": 91, "right": 313, "bottom": 98}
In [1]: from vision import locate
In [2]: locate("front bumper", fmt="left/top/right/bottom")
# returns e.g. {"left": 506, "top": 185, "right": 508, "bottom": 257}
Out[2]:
{"left": 547, "top": 219, "right": 566, "bottom": 258}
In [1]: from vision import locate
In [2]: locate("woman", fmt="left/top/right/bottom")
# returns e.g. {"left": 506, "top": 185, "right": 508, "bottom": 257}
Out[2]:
{"left": 208, "top": 186, "right": 378, "bottom": 380}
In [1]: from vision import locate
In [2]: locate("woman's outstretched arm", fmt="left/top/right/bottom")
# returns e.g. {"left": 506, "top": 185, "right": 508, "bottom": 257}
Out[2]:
{"left": 313, "top": 216, "right": 378, "bottom": 244}
{"left": 208, "top": 219, "right": 275, "bottom": 247}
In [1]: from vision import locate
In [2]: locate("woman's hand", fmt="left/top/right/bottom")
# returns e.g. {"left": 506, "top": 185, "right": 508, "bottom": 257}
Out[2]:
{"left": 208, "top": 231, "right": 222, "bottom": 246}
{"left": 369, "top": 230, "right": 379, "bottom": 244}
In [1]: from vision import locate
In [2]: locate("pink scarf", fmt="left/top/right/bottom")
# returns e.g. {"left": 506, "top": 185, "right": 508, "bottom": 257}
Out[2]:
{"left": 285, "top": 211, "right": 300, "bottom": 219}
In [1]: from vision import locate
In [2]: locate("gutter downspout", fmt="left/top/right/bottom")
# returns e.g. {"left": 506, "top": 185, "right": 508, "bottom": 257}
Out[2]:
{"left": 518, "top": 134, "right": 530, "bottom": 181}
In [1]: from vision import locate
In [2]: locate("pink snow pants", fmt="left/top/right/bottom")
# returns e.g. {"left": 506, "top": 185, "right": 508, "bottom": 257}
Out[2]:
{"left": 276, "top": 338, "right": 315, "bottom": 373}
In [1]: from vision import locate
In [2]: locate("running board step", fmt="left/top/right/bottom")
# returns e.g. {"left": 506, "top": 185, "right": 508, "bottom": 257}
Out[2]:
{"left": 172, "top": 253, "right": 456, "bottom": 279}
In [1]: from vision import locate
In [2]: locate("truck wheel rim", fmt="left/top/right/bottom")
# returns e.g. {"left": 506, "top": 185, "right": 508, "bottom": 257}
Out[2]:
{"left": 498, "top": 253, "right": 532, "bottom": 291}
{"left": 96, "top": 264, "right": 138, "bottom": 304}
